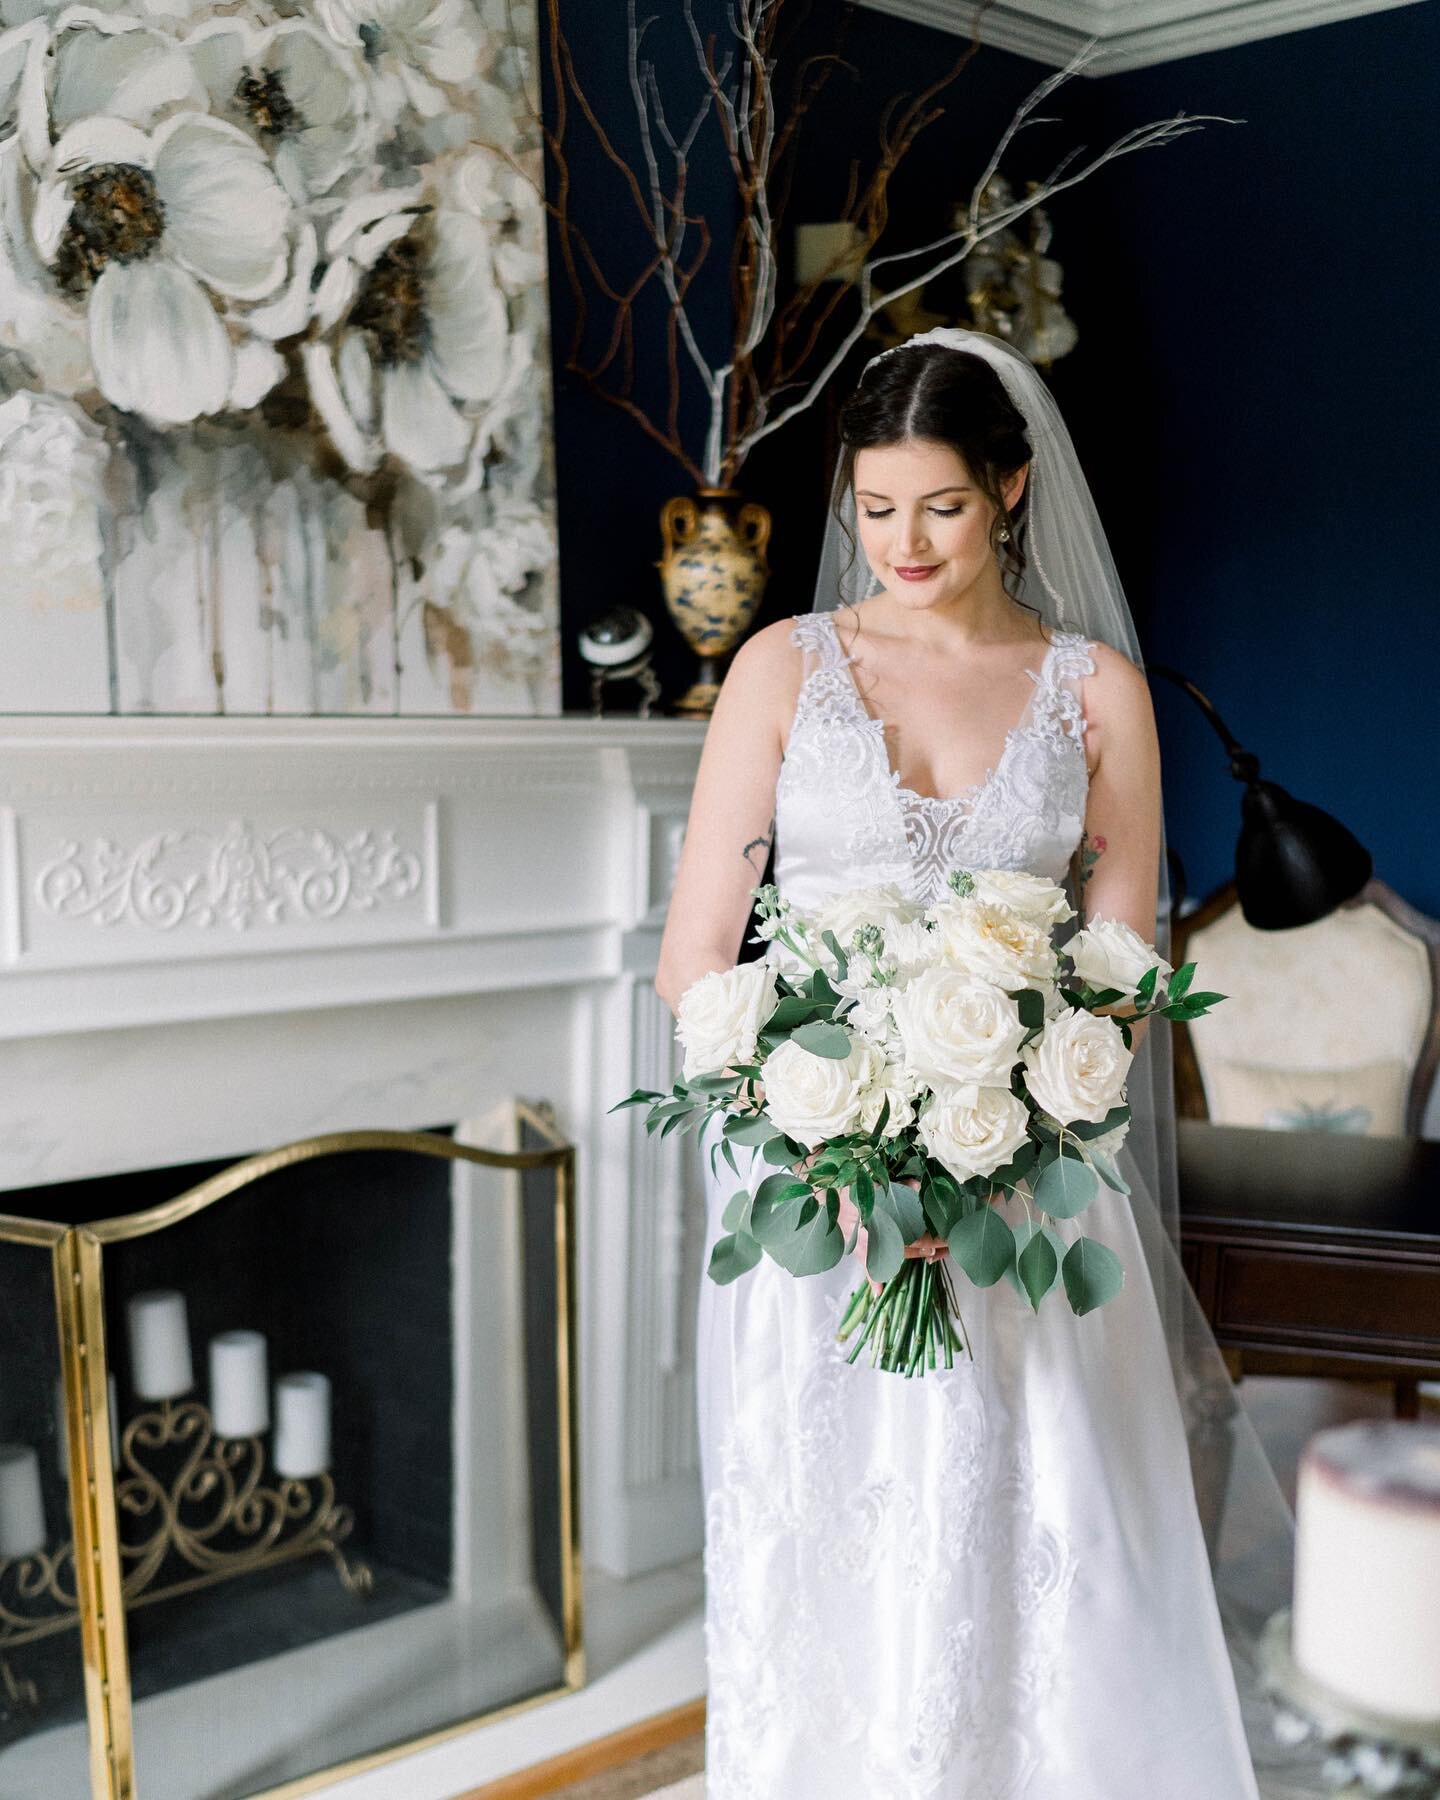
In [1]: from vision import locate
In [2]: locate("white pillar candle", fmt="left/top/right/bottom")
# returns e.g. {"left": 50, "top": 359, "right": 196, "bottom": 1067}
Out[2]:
{"left": 209, "top": 1331, "right": 269, "bottom": 1438}
{"left": 272, "top": 1372, "right": 330, "bottom": 1480}
{"left": 126, "top": 1290, "right": 193, "bottom": 1401}
{"left": 0, "top": 1445, "right": 47, "bottom": 1561}
{"left": 53, "top": 1372, "right": 120, "bottom": 1475}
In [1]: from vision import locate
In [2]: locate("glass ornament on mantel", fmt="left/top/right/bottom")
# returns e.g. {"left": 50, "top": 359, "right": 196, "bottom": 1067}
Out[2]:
{"left": 656, "top": 488, "right": 772, "bottom": 716}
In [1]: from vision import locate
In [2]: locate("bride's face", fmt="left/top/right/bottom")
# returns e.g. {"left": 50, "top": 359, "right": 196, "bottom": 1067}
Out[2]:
{"left": 852, "top": 437, "right": 1025, "bottom": 610}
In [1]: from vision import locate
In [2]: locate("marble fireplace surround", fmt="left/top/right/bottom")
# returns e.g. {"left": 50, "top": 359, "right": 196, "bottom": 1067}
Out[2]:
{"left": 0, "top": 714, "right": 710, "bottom": 1797}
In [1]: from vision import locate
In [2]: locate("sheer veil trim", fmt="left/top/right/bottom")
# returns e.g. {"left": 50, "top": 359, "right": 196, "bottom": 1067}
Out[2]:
{"left": 809, "top": 326, "right": 1324, "bottom": 1795}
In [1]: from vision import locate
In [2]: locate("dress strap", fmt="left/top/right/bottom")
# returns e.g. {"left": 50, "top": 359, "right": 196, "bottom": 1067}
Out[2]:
{"left": 1041, "top": 631, "right": 1097, "bottom": 745}
{"left": 789, "top": 610, "right": 849, "bottom": 670}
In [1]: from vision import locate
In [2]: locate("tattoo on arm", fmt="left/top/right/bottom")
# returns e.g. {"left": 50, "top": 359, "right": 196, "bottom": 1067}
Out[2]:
{"left": 1078, "top": 828, "right": 1107, "bottom": 890}
{"left": 742, "top": 816, "right": 775, "bottom": 879}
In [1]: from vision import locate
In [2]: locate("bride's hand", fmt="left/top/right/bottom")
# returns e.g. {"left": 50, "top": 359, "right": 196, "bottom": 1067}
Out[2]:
{"left": 834, "top": 1175, "right": 948, "bottom": 1298}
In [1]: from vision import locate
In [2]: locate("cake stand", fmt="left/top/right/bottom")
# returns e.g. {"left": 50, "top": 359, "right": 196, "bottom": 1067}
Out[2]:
{"left": 1260, "top": 1610, "right": 1440, "bottom": 1797}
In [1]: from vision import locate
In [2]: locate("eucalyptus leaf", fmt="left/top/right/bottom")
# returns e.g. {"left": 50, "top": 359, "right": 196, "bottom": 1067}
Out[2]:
{"left": 1034, "top": 1155, "right": 1099, "bottom": 1220}
{"left": 708, "top": 1231, "right": 763, "bottom": 1285}
{"left": 721, "top": 1189, "right": 750, "bottom": 1232}
{"left": 753, "top": 1173, "right": 810, "bottom": 1208}
{"left": 1090, "top": 1150, "right": 1130, "bottom": 1195}
{"left": 1065, "top": 1107, "right": 1130, "bottom": 1142}
{"left": 1062, "top": 1236, "right": 1124, "bottom": 1315}
{"left": 721, "top": 1139, "right": 739, "bottom": 1179}
{"left": 947, "top": 1207, "right": 1015, "bottom": 1287}
{"left": 882, "top": 1179, "right": 928, "bottom": 1242}
{"left": 790, "top": 1021, "right": 855, "bottom": 1060}
{"left": 767, "top": 1202, "right": 845, "bottom": 1277}
{"left": 724, "top": 1114, "right": 780, "bottom": 1146}
{"left": 768, "top": 996, "right": 827, "bottom": 1030}
{"left": 762, "top": 1136, "right": 801, "bottom": 1166}
{"left": 1016, "top": 1226, "right": 1060, "bottom": 1310}
{"left": 1005, "top": 1220, "right": 1067, "bottom": 1302}
{"left": 863, "top": 1202, "right": 906, "bottom": 1283}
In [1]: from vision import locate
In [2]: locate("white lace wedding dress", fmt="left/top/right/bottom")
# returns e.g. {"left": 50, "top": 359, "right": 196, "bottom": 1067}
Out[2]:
{"left": 694, "top": 609, "right": 1262, "bottom": 1800}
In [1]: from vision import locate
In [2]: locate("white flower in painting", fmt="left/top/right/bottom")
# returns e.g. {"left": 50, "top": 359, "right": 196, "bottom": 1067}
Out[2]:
{"left": 316, "top": 0, "right": 480, "bottom": 123}
{"left": 185, "top": 18, "right": 373, "bottom": 201}
{"left": 0, "top": 388, "right": 108, "bottom": 606}
{"left": 450, "top": 146, "right": 545, "bottom": 297}
{"left": 30, "top": 112, "right": 293, "bottom": 422}
{"left": 42, "top": 14, "right": 207, "bottom": 142}
{"left": 304, "top": 192, "right": 511, "bottom": 476}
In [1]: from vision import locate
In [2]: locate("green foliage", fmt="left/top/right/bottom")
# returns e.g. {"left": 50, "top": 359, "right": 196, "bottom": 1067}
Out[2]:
{"left": 1006, "top": 1219, "right": 1066, "bottom": 1306}
{"left": 863, "top": 1202, "right": 906, "bottom": 1282}
{"left": 1034, "top": 1155, "right": 1099, "bottom": 1221}
{"left": 708, "top": 1232, "right": 763, "bottom": 1284}
{"left": 767, "top": 1196, "right": 845, "bottom": 1276}
{"left": 788, "top": 1021, "right": 854, "bottom": 1059}
{"left": 1061, "top": 1237, "right": 1124, "bottom": 1314}
{"left": 1016, "top": 1225, "right": 1060, "bottom": 1310}
{"left": 947, "top": 1207, "right": 1015, "bottom": 1287}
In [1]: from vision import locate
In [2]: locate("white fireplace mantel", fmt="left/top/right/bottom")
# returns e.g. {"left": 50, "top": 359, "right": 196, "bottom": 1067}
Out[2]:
{"left": 0, "top": 712, "right": 710, "bottom": 1610}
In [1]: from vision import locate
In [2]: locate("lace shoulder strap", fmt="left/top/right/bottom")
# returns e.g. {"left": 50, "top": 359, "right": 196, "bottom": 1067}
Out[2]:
{"left": 789, "top": 610, "right": 848, "bottom": 670}
{"left": 1041, "top": 631, "right": 1098, "bottom": 746}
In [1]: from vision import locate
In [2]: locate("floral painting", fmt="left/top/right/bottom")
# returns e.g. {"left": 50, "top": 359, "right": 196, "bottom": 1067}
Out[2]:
{"left": 0, "top": 0, "right": 559, "bottom": 713}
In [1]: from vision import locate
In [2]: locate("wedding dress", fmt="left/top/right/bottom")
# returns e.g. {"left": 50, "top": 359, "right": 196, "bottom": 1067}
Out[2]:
{"left": 693, "top": 606, "right": 1263, "bottom": 1799}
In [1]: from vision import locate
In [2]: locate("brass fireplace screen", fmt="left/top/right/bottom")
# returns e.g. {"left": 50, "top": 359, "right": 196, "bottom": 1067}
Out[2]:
{"left": 0, "top": 1104, "right": 582, "bottom": 1800}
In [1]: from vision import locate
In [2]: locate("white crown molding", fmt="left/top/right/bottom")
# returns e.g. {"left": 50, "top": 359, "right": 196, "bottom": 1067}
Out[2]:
{"left": 855, "top": 0, "right": 1426, "bottom": 73}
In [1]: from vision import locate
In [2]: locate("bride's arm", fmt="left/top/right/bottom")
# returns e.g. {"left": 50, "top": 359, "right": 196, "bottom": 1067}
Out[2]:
{"left": 1074, "top": 643, "right": 1164, "bottom": 1053}
{"left": 654, "top": 621, "right": 801, "bottom": 1019}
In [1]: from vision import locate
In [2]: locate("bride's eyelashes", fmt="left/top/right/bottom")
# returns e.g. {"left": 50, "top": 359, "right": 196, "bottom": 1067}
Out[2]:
{"left": 860, "top": 505, "right": 965, "bottom": 520}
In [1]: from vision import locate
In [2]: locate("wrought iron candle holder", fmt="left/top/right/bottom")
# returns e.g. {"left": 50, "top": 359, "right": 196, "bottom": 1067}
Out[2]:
{"left": 1261, "top": 1610, "right": 1440, "bottom": 1797}
{"left": 0, "top": 1395, "right": 372, "bottom": 1708}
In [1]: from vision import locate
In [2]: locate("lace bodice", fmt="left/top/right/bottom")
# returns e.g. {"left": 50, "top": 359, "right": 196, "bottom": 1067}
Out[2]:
{"left": 773, "top": 608, "right": 1096, "bottom": 909}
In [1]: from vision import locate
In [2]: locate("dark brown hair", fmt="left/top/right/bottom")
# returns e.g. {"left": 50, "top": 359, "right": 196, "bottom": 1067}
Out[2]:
{"left": 829, "top": 344, "right": 1036, "bottom": 621}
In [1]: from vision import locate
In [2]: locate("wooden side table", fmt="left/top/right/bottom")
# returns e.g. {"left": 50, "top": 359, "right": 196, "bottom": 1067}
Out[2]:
{"left": 1177, "top": 1120, "right": 1440, "bottom": 1416}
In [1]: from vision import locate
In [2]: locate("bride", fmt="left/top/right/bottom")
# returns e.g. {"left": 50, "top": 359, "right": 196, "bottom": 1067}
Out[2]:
{"left": 654, "top": 327, "right": 1321, "bottom": 1798}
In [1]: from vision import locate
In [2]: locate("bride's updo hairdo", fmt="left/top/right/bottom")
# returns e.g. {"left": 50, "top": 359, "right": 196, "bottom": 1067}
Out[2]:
{"left": 832, "top": 343, "right": 1036, "bottom": 615}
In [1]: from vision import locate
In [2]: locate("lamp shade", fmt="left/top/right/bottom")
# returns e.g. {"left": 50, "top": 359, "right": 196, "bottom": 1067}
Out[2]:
{"left": 1236, "top": 777, "right": 1373, "bottom": 930}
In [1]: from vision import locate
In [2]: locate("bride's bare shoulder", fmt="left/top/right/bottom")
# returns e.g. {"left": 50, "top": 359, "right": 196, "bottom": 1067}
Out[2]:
{"left": 1073, "top": 637, "right": 1158, "bottom": 775}
{"left": 711, "top": 616, "right": 808, "bottom": 750}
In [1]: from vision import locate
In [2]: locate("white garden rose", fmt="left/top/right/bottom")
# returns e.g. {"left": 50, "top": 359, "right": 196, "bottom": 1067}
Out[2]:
{"left": 811, "top": 883, "right": 923, "bottom": 952}
{"left": 891, "top": 966, "right": 1029, "bottom": 1089}
{"left": 1021, "top": 1007, "right": 1132, "bottom": 1125}
{"left": 1067, "top": 916, "right": 1172, "bottom": 1001}
{"left": 856, "top": 1068, "right": 917, "bottom": 1139}
{"left": 676, "top": 962, "right": 778, "bottom": 1081}
{"left": 759, "top": 1030, "right": 882, "bottom": 1148}
{"left": 918, "top": 1082, "right": 1032, "bottom": 1182}
{"left": 968, "top": 868, "right": 1075, "bottom": 929}
{"left": 926, "top": 898, "right": 1059, "bottom": 992}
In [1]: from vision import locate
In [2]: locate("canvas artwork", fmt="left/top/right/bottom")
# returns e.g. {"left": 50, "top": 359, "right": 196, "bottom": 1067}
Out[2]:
{"left": 0, "top": 0, "right": 559, "bottom": 714}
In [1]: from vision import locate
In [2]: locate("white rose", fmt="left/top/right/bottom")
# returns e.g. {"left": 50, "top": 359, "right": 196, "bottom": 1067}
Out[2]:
{"left": 1066, "top": 916, "right": 1172, "bottom": 1001}
{"left": 810, "top": 883, "right": 923, "bottom": 950}
{"left": 676, "top": 962, "right": 778, "bottom": 1080}
{"left": 1021, "top": 1008, "right": 1132, "bottom": 1125}
{"left": 918, "top": 1082, "right": 1033, "bottom": 1182}
{"left": 856, "top": 1067, "right": 917, "bottom": 1139}
{"left": 926, "top": 898, "right": 1060, "bottom": 992}
{"left": 892, "top": 967, "right": 1029, "bottom": 1088}
{"left": 759, "top": 1031, "right": 882, "bottom": 1147}
{"left": 968, "top": 868, "right": 1076, "bottom": 929}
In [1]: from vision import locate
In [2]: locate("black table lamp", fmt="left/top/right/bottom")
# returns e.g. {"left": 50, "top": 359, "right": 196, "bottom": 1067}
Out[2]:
{"left": 1148, "top": 664, "right": 1373, "bottom": 932}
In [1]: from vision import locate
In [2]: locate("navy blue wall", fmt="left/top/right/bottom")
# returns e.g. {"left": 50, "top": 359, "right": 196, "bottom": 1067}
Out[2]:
{"left": 543, "top": 4, "right": 1439, "bottom": 915}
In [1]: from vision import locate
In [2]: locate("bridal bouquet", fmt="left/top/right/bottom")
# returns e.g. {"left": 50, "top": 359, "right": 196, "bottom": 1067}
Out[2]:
{"left": 614, "top": 869, "right": 1225, "bottom": 1376}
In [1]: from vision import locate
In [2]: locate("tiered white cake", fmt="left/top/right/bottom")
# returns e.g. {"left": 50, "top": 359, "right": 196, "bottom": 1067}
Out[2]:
{"left": 1293, "top": 1419, "right": 1440, "bottom": 1722}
